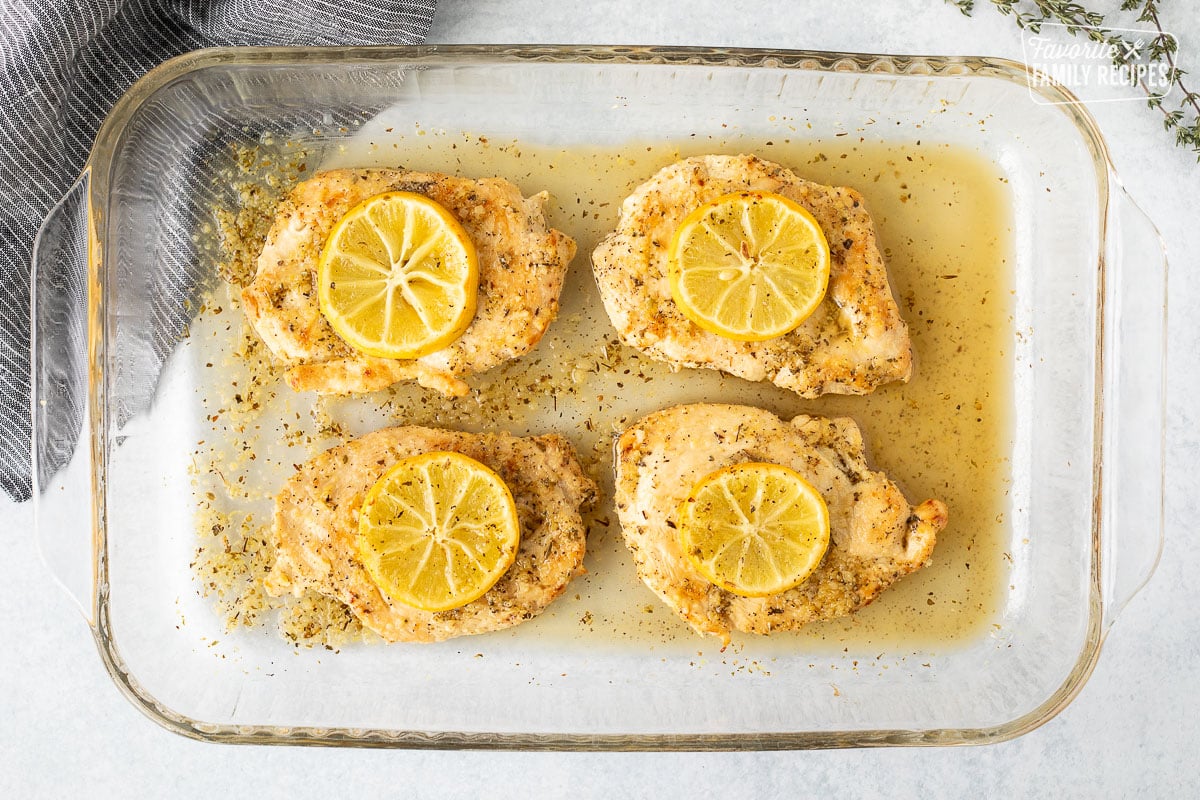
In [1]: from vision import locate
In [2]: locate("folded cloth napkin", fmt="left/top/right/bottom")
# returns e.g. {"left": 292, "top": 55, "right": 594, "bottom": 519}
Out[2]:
{"left": 0, "top": 0, "right": 437, "bottom": 501}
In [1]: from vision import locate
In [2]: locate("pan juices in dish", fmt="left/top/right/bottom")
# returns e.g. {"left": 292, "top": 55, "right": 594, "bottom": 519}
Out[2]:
{"left": 198, "top": 134, "right": 1012, "bottom": 649}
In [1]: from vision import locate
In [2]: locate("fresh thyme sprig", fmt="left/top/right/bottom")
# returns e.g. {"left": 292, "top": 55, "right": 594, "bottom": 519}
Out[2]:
{"left": 947, "top": 0, "right": 1200, "bottom": 159}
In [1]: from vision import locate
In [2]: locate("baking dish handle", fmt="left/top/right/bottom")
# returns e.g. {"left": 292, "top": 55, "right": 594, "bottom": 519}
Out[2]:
{"left": 31, "top": 168, "right": 96, "bottom": 627}
{"left": 1100, "top": 181, "right": 1167, "bottom": 634}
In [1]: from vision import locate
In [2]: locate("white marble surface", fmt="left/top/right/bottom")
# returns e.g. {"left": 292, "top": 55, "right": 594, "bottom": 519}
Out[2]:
{"left": 4, "top": 1, "right": 1198, "bottom": 796}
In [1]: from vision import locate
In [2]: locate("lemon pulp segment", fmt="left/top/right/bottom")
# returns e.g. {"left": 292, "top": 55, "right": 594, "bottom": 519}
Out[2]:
{"left": 667, "top": 191, "right": 831, "bottom": 341}
{"left": 356, "top": 451, "right": 520, "bottom": 612}
{"left": 676, "top": 462, "right": 830, "bottom": 597}
{"left": 318, "top": 191, "right": 478, "bottom": 359}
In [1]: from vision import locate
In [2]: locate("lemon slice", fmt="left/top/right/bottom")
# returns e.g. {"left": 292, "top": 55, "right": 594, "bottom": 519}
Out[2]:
{"left": 318, "top": 191, "right": 478, "bottom": 359}
{"left": 676, "top": 462, "right": 830, "bottom": 597}
{"left": 667, "top": 191, "right": 831, "bottom": 341}
{"left": 356, "top": 451, "right": 520, "bottom": 612}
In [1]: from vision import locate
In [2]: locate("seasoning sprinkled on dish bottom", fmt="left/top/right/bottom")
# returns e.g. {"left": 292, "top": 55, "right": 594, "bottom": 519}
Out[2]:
{"left": 193, "top": 133, "right": 1013, "bottom": 651}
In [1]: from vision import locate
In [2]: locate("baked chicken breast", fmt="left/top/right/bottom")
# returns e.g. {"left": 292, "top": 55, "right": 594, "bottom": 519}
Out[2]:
{"left": 265, "top": 427, "right": 596, "bottom": 642}
{"left": 592, "top": 154, "right": 911, "bottom": 397}
{"left": 242, "top": 169, "right": 576, "bottom": 396}
{"left": 614, "top": 403, "right": 947, "bottom": 645}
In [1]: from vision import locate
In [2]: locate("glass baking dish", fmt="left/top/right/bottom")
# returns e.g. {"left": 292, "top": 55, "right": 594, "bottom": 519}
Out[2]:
{"left": 31, "top": 45, "right": 1166, "bottom": 749}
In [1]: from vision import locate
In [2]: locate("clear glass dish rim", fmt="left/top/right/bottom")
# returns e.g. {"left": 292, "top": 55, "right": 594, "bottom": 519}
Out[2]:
{"left": 80, "top": 43, "right": 1114, "bottom": 750}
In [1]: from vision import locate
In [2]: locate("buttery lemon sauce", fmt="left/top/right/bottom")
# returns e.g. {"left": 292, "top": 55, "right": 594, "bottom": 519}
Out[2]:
{"left": 311, "top": 131, "right": 1016, "bottom": 653}
{"left": 196, "top": 128, "right": 1014, "bottom": 656}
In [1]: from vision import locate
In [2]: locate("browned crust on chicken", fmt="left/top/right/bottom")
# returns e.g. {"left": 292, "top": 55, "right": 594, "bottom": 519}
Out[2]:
{"left": 614, "top": 403, "right": 946, "bottom": 644}
{"left": 242, "top": 169, "right": 576, "bottom": 396}
{"left": 265, "top": 427, "right": 597, "bottom": 642}
{"left": 592, "top": 154, "right": 912, "bottom": 397}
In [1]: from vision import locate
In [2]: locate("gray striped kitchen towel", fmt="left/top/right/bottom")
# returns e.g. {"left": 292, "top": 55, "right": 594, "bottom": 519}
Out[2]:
{"left": 0, "top": 0, "right": 437, "bottom": 501}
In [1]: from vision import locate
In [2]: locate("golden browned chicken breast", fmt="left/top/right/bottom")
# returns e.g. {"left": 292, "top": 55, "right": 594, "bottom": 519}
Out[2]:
{"left": 265, "top": 427, "right": 596, "bottom": 642}
{"left": 614, "top": 403, "right": 947, "bottom": 645}
{"left": 242, "top": 169, "right": 576, "bottom": 396}
{"left": 592, "top": 154, "right": 911, "bottom": 397}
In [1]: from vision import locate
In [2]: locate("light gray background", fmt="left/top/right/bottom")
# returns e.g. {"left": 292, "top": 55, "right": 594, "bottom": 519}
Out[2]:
{"left": 4, "top": 1, "right": 1196, "bottom": 796}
